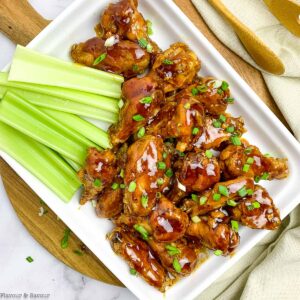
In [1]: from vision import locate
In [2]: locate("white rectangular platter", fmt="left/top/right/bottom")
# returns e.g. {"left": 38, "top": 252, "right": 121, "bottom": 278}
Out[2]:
{"left": 1, "top": 0, "right": 300, "bottom": 299}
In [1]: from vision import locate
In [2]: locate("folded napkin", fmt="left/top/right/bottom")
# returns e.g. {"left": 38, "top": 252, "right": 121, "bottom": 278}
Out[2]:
{"left": 191, "top": 1, "right": 300, "bottom": 299}
{"left": 192, "top": 0, "right": 300, "bottom": 140}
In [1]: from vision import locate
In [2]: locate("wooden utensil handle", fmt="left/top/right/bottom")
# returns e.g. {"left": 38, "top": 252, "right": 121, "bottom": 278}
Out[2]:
{"left": 0, "top": 0, "right": 50, "bottom": 46}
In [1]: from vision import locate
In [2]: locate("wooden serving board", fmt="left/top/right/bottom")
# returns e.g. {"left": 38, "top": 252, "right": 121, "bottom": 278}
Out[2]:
{"left": 0, "top": 0, "right": 290, "bottom": 287}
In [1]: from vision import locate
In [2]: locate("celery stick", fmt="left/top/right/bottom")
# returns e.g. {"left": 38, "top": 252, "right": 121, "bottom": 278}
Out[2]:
{"left": 0, "top": 92, "right": 93, "bottom": 165}
{"left": 1, "top": 86, "right": 117, "bottom": 123}
{"left": 41, "top": 108, "right": 112, "bottom": 149}
{"left": 0, "top": 86, "right": 5, "bottom": 98}
{"left": 0, "top": 122, "right": 81, "bottom": 202}
{"left": 63, "top": 157, "right": 82, "bottom": 172}
{"left": 0, "top": 72, "right": 119, "bottom": 113}
{"left": 9, "top": 46, "right": 123, "bottom": 98}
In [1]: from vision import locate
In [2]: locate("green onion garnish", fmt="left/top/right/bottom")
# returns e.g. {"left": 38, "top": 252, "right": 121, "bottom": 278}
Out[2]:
{"left": 156, "top": 192, "right": 162, "bottom": 198}
{"left": 191, "top": 87, "right": 199, "bottom": 96}
{"left": 111, "top": 182, "right": 119, "bottom": 190}
{"left": 93, "top": 178, "right": 102, "bottom": 187}
{"left": 225, "top": 97, "right": 234, "bottom": 103}
{"left": 147, "top": 20, "right": 153, "bottom": 35}
{"left": 120, "top": 169, "right": 125, "bottom": 178}
{"left": 165, "top": 168, "right": 173, "bottom": 177}
{"left": 214, "top": 249, "right": 223, "bottom": 256}
{"left": 184, "top": 102, "right": 191, "bottom": 109}
{"left": 205, "top": 150, "right": 213, "bottom": 159}
{"left": 200, "top": 196, "right": 207, "bottom": 205}
{"left": 157, "top": 178, "right": 164, "bottom": 185}
{"left": 217, "top": 88, "right": 223, "bottom": 95}
{"left": 238, "top": 186, "right": 248, "bottom": 197}
{"left": 132, "top": 114, "right": 145, "bottom": 121}
{"left": 173, "top": 258, "right": 182, "bottom": 273}
{"left": 254, "top": 176, "right": 260, "bottom": 183}
{"left": 132, "top": 64, "right": 139, "bottom": 72}
{"left": 137, "top": 127, "right": 145, "bottom": 138}
{"left": 140, "top": 96, "right": 152, "bottom": 104}
{"left": 246, "top": 157, "right": 254, "bottom": 164}
{"left": 130, "top": 268, "right": 137, "bottom": 275}
{"left": 26, "top": 256, "right": 34, "bottom": 263}
{"left": 128, "top": 181, "right": 136, "bottom": 192}
{"left": 157, "top": 161, "right": 166, "bottom": 170}
{"left": 252, "top": 201, "right": 261, "bottom": 209}
{"left": 61, "top": 228, "right": 71, "bottom": 249}
{"left": 231, "top": 136, "right": 241, "bottom": 146}
{"left": 163, "top": 152, "right": 168, "bottom": 159}
{"left": 213, "top": 120, "right": 221, "bottom": 128}
{"left": 146, "top": 43, "right": 153, "bottom": 53}
{"left": 192, "top": 127, "right": 199, "bottom": 135}
{"left": 221, "top": 81, "right": 229, "bottom": 91}
{"left": 163, "top": 59, "right": 174, "bottom": 65}
{"left": 197, "top": 84, "right": 208, "bottom": 93}
{"left": 191, "top": 194, "right": 198, "bottom": 201}
{"left": 191, "top": 216, "right": 201, "bottom": 223}
{"left": 133, "top": 224, "right": 149, "bottom": 240}
{"left": 226, "top": 126, "right": 235, "bottom": 133}
{"left": 247, "top": 189, "right": 254, "bottom": 195}
{"left": 227, "top": 199, "right": 237, "bottom": 206}
{"left": 213, "top": 193, "right": 221, "bottom": 201}
{"left": 120, "top": 183, "right": 126, "bottom": 189}
{"left": 242, "top": 164, "right": 250, "bottom": 172}
{"left": 93, "top": 53, "right": 107, "bottom": 65}
{"left": 219, "top": 114, "right": 226, "bottom": 123}
{"left": 244, "top": 147, "right": 253, "bottom": 154}
{"left": 165, "top": 244, "right": 181, "bottom": 256}
{"left": 218, "top": 185, "right": 229, "bottom": 197}
{"left": 264, "top": 153, "right": 271, "bottom": 157}
{"left": 231, "top": 220, "right": 239, "bottom": 232}
{"left": 261, "top": 172, "right": 269, "bottom": 180}
{"left": 73, "top": 250, "right": 84, "bottom": 256}
{"left": 138, "top": 38, "right": 148, "bottom": 49}
{"left": 141, "top": 194, "right": 148, "bottom": 208}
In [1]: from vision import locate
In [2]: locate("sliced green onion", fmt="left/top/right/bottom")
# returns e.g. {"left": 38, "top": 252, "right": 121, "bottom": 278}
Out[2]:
{"left": 221, "top": 81, "right": 229, "bottom": 91}
{"left": 254, "top": 176, "right": 260, "bottom": 183}
{"left": 197, "top": 84, "right": 208, "bottom": 93}
{"left": 157, "top": 178, "right": 164, "bottom": 185}
{"left": 191, "top": 216, "right": 201, "bottom": 223}
{"left": 231, "top": 220, "right": 239, "bottom": 232}
{"left": 191, "top": 88, "right": 199, "bottom": 96}
{"left": 214, "top": 249, "right": 223, "bottom": 256}
{"left": 225, "top": 97, "right": 234, "bottom": 103}
{"left": 253, "top": 201, "right": 261, "bottom": 209}
{"left": 231, "top": 136, "right": 241, "bottom": 146}
{"left": 227, "top": 199, "right": 237, "bottom": 207}
{"left": 130, "top": 268, "right": 137, "bottom": 275}
{"left": 226, "top": 126, "right": 235, "bottom": 133}
{"left": 141, "top": 194, "right": 148, "bottom": 208}
{"left": 93, "top": 53, "right": 107, "bottom": 65}
{"left": 191, "top": 194, "right": 198, "bottom": 201}
{"left": 132, "top": 64, "right": 139, "bottom": 72}
{"left": 133, "top": 224, "right": 149, "bottom": 241}
{"left": 213, "top": 193, "right": 221, "bottom": 201}
{"left": 26, "top": 256, "right": 34, "bottom": 263}
{"left": 246, "top": 157, "right": 254, "bottom": 164}
{"left": 156, "top": 192, "right": 162, "bottom": 198}
{"left": 157, "top": 161, "right": 166, "bottom": 170}
{"left": 218, "top": 185, "right": 229, "bottom": 197}
{"left": 140, "top": 96, "right": 152, "bottom": 104}
{"left": 165, "top": 244, "right": 181, "bottom": 256}
{"left": 111, "top": 182, "right": 119, "bottom": 190}
{"left": 247, "top": 189, "right": 254, "bottom": 195}
{"left": 146, "top": 43, "right": 153, "bottom": 53}
{"left": 213, "top": 120, "right": 221, "bottom": 128}
{"left": 73, "top": 250, "right": 84, "bottom": 256}
{"left": 94, "top": 179, "right": 102, "bottom": 187}
{"left": 200, "top": 196, "right": 207, "bottom": 205}
{"left": 162, "top": 59, "right": 173, "bottom": 65}
{"left": 147, "top": 20, "right": 153, "bottom": 35}
{"left": 205, "top": 150, "right": 213, "bottom": 159}
{"left": 138, "top": 38, "right": 148, "bottom": 49}
{"left": 242, "top": 164, "right": 250, "bottom": 172}
{"left": 120, "top": 183, "right": 126, "bottom": 189}
{"left": 172, "top": 258, "right": 182, "bottom": 273}
{"left": 219, "top": 114, "right": 226, "bottom": 123}
{"left": 120, "top": 169, "right": 125, "bottom": 178}
{"left": 165, "top": 168, "right": 173, "bottom": 178}
{"left": 264, "top": 153, "right": 271, "bottom": 157}
{"left": 244, "top": 147, "right": 253, "bottom": 154}
{"left": 261, "top": 172, "right": 269, "bottom": 180}
{"left": 192, "top": 127, "right": 199, "bottom": 135}
{"left": 217, "top": 89, "right": 223, "bottom": 95}
{"left": 61, "top": 228, "right": 71, "bottom": 249}
{"left": 238, "top": 186, "right": 248, "bottom": 197}
{"left": 132, "top": 114, "right": 145, "bottom": 121}
{"left": 137, "top": 127, "right": 145, "bottom": 138}
{"left": 128, "top": 181, "right": 136, "bottom": 192}
{"left": 184, "top": 102, "right": 191, "bottom": 109}
{"left": 163, "top": 152, "right": 168, "bottom": 159}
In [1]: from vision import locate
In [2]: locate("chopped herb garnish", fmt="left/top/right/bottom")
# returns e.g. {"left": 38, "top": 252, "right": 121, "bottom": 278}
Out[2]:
{"left": 163, "top": 59, "right": 174, "bottom": 65}
{"left": 191, "top": 216, "right": 201, "bottom": 223}
{"left": 214, "top": 249, "right": 223, "bottom": 256}
{"left": 218, "top": 185, "right": 229, "bottom": 197}
{"left": 247, "top": 189, "right": 254, "bottom": 195}
{"left": 191, "top": 87, "right": 199, "bottom": 96}
{"left": 26, "top": 256, "right": 34, "bottom": 263}
{"left": 177, "top": 151, "right": 185, "bottom": 157}
{"left": 244, "top": 147, "right": 253, "bottom": 154}
{"left": 219, "top": 114, "right": 226, "bottom": 123}
{"left": 93, "top": 53, "right": 107, "bottom": 65}
{"left": 111, "top": 182, "right": 119, "bottom": 190}
{"left": 213, "top": 193, "right": 221, "bottom": 201}
{"left": 133, "top": 224, "right": 149, "bottom": 240}
{"left": 120, "top": 183, "right": 126, "bottom": 189}
{"left": 141, "top": 194, "right": 148, "bottom": 208}
{"left": 120, "top": 169, "right": 125, "bottom": 178}
{"left": 128, "top": 181, "right": 137, "bottom": 192}
{"left": 191, "top": 194, "right": 198, "bottom": 201}
{"left": 231, "top": 220, "right": 239, "bottom": 232}
{"left": 163, "top": 152, "right": 168, "bottom": 159}
{"left": 147, "top": 20, "right": 153, "bottom": 35}
{"left": 242, "top": 164, "right": 250, "bottom": 172}
{"left": 137, "top": 127, "right": 146, "bottom": 138}
{"left": 227, "top": 199, "right": 237, "bottom": 206}
{"left": 205, "top": 150, "right": 213, "bottom": 159}
{"left": 157, "top": 178, "right": 164, "bottom": 185}
{"left": 238, "top": 186, "right": 248, "bottom": 197}
{"left": 246, "top": 157, "right": 254, "bottom": 164}
{"left": 165, "top": 168, "right": 173, "bottom": 178}
{"left": 226, "top": 126, "right": 235, "bottom": 133}
{"left": 213, "top": 120, "right": 221, "bottom": 128}
{"left": 197, "top": 84, "right": 208, "bottom": 93}
{"left": 253, "top": 201, "right": 261, "bottom": 208}
{"left": 173, "top": 258, "right": 182, "bottom": 273}
{"left": 192, "top": 127, "right": 200, "bottom": 135}
{"left": 146, "top": 43, "right": 153, "bottom": 53}
{"left": 130, "top": 268, "right": 137, "bottom": 275}
{"left": 221, "top": 81, "right": 229, "bottom": 91}
{"left": 200, "top": 196, "right": 207, "bottom": 205}
{"left": 165, "top": 244, "right": 181, "bottom": 256}
{"left": 93, "top": 178, "right": 102, "bottom": 187}
{"left": 157, "top": 161, "right": 166, "bottom": 170}
{"left": 184, "top": 102, "right": 191, "bottom": 109}
{"left": 264, "top": 153, "right": 271, "bottom": 157}
{"left": 225, "top": 97, "right": 234, "bottom": 103}
{"left": 73, "top": 250, "right": 83, "bottom": 256}
{"left": 132, "top": 114, "right": 145, "bottom": 121}
{"left": 138, "top": 38, "right": 148, "bottom": 48}
{"left": 217, "top": 88, "right": 223, "bottom": 95}
{"left": 231, "top": 136, "right": 241, "bottom": 146}
{"left": 261, "top": 172, "right": 269, "bottom": 180}
{"left": 132, "top": 64, "right": 139, "bottom": 72}
{"left": 61, "top": 228, "right": 71, "bottom": 249}
{"left": 254, "top": 176, "right": 260, "bottom": 183}
{"left": 156, "top": 192, "right": 162, "bottom": 198}
{"left": 140, "top": 96, "right": 152, "bottom": 104}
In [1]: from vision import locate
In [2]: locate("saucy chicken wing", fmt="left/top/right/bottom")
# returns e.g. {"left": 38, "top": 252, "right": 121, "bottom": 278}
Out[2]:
{"left": 168, "top": 151, "right": 220, "bottom": 203}
{"left": 229, "top": 185, "right": 281, "bottom": 230}
{"left": 149, "top": 196, "right": 189, "bottom": 242}
{"left": 149, "top": 43, "right": 201, "bottom": 93}
{"left": 124, "top": 135, "right": 172, "bottom": 216}
{"left": 109, "top": 76, "right": 164, "bottom": 145}
{"left": 71, "top": 37, "right": 150, "bottom": 78}
{"left": 109, "top": 227, "right": 166, "bottom": 290}
{"left": 220, "top": 144, "right": 289, "bottom": 181}
{"left": 78, "top": 148, "right": 118, "bottom": 204}
{"left": 187, "top": 208, "right": 239, "bottom": 255}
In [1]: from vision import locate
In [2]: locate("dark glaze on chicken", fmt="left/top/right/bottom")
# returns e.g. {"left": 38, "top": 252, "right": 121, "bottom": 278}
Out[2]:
{"left": 75, "top": 0, "right": 289, "bottom": 292}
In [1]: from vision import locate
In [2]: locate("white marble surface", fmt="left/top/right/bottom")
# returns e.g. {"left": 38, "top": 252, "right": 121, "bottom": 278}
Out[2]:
{"left": 0, "top": 1, "right": 135, "bottom": 299}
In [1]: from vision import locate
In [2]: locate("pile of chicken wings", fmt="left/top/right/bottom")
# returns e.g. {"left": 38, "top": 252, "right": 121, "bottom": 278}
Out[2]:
{"left": 73, "top": 0, "right": 289, "bottom": 291}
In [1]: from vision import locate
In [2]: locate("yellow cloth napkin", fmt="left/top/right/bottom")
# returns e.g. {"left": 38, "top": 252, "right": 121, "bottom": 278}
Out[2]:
{"left": 192, "top": 0, "right": 300, "bottom": 140}
{"left": 191, "top": 1, "right": 300, "bottom": 299}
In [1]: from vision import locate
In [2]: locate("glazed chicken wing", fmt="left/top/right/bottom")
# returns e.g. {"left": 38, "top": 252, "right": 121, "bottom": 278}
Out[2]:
{"left": 187, "top": 208, "right": 239, "bottom": 255}
{"left": 149, "top": 196, "right": 189, "bottom": 242}
{"left": 182, "top": 177, "right": 254, "bottom": 216}
{"left": 193, "top": 114, "right": 246, "bottom": 150}
{"left": 168, "top": 151, "right": 220, "bottom": 203}
{"left": 149, "top": 42, "right": 201, "bottom": 93}
{"left": 78, "top": 148, "right": 118, "bottom": 204}
{"left": 109, "top": 76, "right": 164, "bottom": 145}
{"left": 123, "top": 135, "right": 172, "bottom": 216}
{"left": 71, "top": 37, "right": 150, "bottom": 78}
{"left": 109, "top": 227, "right": 166, "bottom": 290}
{"left": 148, "top": 238, "right": 198, "bottom": 276}
{"left": 229, "top": 185, "right": 281, "bottom": 230}
{"left": 220, "top": 144, "right": 289, "bottom": 181}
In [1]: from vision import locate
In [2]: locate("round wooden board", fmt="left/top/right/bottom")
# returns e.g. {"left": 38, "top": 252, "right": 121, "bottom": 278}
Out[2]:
{"left": 0, "top": 0, "right": 291, "bottom": 287}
